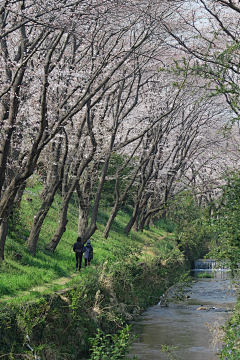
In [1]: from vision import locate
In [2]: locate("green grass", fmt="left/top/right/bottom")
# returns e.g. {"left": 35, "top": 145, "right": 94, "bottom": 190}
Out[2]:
{"left": 0, "top": 184, "right": 179, "bottom": 303}
{"left": 197, "top": 271, "right": 214, "bottom": 278}
{"left": 154, "top": 218, "right": 175, "bottom": 233}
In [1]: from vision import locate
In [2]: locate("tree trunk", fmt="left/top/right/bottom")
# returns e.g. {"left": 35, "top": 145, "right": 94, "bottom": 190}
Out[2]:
{"left": 124, "top": 152, "right": 156, "bottom": 235}
{"left": 45, "top": 201, "right": 69, "bottom": 252}
{"left": 133, "top": 211, "right": 140, "bottom": 231}
{"left": 78, "top": 203, "right": 90, "bottom": 237}
{"left": 145, "top": 216, "right": 150, "bottom": 229}
{"left": 0, "top": 217, "right": 10, "bottom": 261}
{"left": 139, "top": 211, "right": 147, "bottom": 231}
{"left": 76, "top": 169, "right": 95, "bottom": 237}
{"left": 103, "top": 156, "right": 142, "bottom": 239}
{"left": 27, "top": 186, "right": 60, "bottom": 254}
{"left": 0, "top": 176, "right": 28, "bottom": 260}
{"left": 81, "top": 222, "right": 98, "bottom": 244}
{"left": 103, "top": 202, "right": 121, "bottom": 238}
{"left": 124, "top": 201, "right": 140, "bottom": 235}
{"left": 81, "top": 152, "right": 111, "bottom": 242}
{"left": 39, "top": 184, "right": 50, "bottom": 200}
{"left": 14, "top": 181, "right": 26, "bottom": 203}
{"left": 45, "top": 148, "right": 95, "bottom": 252}
{"left": 0, "top": 162, "right": 37, "bottom": 260}
{"left": 27, "top": 131, "right": 68, "bottom": 254}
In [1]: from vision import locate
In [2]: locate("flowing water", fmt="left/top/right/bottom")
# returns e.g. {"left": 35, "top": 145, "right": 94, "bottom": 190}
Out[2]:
{"left": 128, "top": 270, "right": 238, "bottom": 360}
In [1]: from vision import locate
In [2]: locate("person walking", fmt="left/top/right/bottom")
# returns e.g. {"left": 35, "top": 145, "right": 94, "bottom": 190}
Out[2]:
{"left": 84, "top": 239, "right": 93, "bottom": 267}
{"left": 73, "top": 237, "right": 84, "bottom": 271}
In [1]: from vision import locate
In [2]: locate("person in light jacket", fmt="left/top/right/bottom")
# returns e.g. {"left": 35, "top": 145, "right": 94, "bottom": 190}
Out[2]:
{"left": 73, "top": 237, "right": 84, "bottom": 271}
{"left": 84, "top": 239, "right": 93, "bottom": 267}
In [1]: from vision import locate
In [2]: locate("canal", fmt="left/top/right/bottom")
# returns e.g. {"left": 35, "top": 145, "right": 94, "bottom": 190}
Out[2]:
{"left": 128, "top": 270, "right": 237, "bottom": 360}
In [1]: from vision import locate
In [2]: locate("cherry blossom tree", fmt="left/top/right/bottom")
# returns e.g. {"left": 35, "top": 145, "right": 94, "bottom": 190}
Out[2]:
{"left": 160, "top": 0, "right": 240, "bottom": 119}
{"left": 2, "top": 0, "right": 238, "bottom": 259}
{"left": 0, "top": 0, "right": 167, "bottom": 259}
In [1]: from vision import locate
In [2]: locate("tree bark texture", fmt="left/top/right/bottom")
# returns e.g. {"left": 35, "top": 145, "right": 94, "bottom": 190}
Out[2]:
{"left": 103, "top": 202, "right": 121, "bottom": 239}
{"left": 76, "top": 169, "right": 95, "bottom": 237}
{"left": 45, "top": 215, "right": 69, "bottom": 252}
{"left": 14, "top": 181, "right": 26, "bottom": 204}
{"left": 0, "top": 215, "right": 10, "bottom": 261}
{"left": 124, "top": 201, "right": 140, "bottom": 235}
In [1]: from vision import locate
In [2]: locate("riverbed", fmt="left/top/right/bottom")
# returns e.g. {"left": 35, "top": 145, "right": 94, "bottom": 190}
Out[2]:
{"left": 128, "top": 271, "right": 238, "bottom": 360}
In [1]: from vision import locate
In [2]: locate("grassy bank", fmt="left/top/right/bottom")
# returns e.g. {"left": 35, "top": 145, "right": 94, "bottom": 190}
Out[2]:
{"left": 217, "top": 286, "right": 240, "bottom": 359}
{"left": 0, "top": 185, "right": 189, "bottom": 359}
{"left": 1, "top": 185, "right": 181, "bottom": 304}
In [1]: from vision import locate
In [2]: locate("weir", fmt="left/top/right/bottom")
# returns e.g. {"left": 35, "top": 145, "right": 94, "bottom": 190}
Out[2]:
{"left": 194, "top": 259, "right": 229, "bottom": 270}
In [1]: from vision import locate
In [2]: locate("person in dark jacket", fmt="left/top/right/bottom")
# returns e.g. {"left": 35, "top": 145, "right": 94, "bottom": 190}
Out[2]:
{"left": 73, "top": 236, "right": 84, "bottom": 271}
{"left": 83, "top": 239, "right": 93, "bottom": 267}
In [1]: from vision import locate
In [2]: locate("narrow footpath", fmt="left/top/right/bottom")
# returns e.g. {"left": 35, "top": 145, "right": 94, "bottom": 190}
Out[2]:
{"left": 0, "top": 272, "right": 79, "bottom": 304}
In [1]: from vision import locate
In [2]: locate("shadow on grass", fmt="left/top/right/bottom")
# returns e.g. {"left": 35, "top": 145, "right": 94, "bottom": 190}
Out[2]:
{"left": 121, "top": 205, "right": 133, "bottom": 217}
{"left": 0, "top": 249, "right": 73, "bottom": 297}
{"left": 21, "top": 255, "right": 71, "bottom": 277}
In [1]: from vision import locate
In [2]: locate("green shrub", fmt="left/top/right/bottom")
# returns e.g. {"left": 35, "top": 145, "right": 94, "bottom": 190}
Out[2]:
{"left": 0, "top": 308, "right": 23, "bottom": 356}
{"left": 197, "top": 271, "right": 213, "bottom": 278}
{"left": 89, "top": 325, "right": 137, "bottom": 360}
{"left": 218, "top": 321, "right": 240, "bottom": 359}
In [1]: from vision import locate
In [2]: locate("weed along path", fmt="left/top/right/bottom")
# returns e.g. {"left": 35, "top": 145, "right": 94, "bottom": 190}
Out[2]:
{"left": 128, "top": 271, "right": 237, "bottom": 360}
{"left": 0, "top": 272, "right": 78, "bottom": 304}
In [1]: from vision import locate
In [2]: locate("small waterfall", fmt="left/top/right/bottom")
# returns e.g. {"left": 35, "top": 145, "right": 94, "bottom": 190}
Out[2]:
{"left": 194, "top": 259, "right": 217, "bottom": 270}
